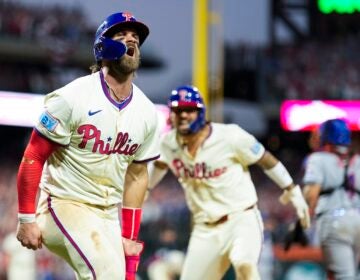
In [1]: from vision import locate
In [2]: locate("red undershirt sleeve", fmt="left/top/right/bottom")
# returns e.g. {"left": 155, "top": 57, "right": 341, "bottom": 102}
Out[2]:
{"left": 17, "top": 129, "right": 60, "bottom": 214}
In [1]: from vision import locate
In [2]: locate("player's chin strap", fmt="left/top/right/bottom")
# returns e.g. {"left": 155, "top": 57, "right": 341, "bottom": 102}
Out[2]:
{"left": 264, "top": 162, "right": 311, "bottom": 229}
{"left": 121, "top": 207, "right": 144, "bottom": 280}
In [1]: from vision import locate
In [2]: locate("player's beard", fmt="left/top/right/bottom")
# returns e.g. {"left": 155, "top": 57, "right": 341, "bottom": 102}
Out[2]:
{"left": 109, "top": 53, "right": 141, "bottom": 77}
{"left": 176, "top": 121, "right": 191, "bottom": 135}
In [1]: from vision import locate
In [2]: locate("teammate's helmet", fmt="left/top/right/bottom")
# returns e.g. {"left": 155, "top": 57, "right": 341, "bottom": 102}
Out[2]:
{"left": 168, "top": 85, "right": 206, "bottom": 133}
{"left": 94, "top": 12, "right": 149, "bottom": 62}
{"left": 319, "top": 119, "right": 351, "bottom": 146}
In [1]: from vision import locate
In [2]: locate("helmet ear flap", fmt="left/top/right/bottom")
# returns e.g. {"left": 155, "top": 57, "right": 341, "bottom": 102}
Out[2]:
{"left": 93, "top": 12, "right": 149, "bottom": 62}
{"left": 94, "top": 36, "right": 127, "bottom": 61}
{"left": 188, "top": 107, "right": 206, "bottom": 133}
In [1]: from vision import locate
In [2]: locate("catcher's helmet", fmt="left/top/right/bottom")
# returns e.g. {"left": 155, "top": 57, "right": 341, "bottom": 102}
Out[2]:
{"left": 168, "top": 85, "right": 206, "bottom": 133}
{"left": 319, "top": 119, "right": 351, "bottom": 146}
{"left": 94, "top": 12, "right": 149, "bottom": 62}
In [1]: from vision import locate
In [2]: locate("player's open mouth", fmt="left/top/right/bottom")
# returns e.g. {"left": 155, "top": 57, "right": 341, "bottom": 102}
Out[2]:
{"left": 126, "top": 47, "right": 135, "bottom": 57}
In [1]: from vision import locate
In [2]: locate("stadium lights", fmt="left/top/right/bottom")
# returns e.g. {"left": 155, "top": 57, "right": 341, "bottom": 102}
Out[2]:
{"left": 318, "top": 0, "right": 360, "bottom": 14}
{"left": 280, "top": 100, "right": 360, "bottom": 131}
{"left": 0, "top": 90, "right": 171, "bottom": 134}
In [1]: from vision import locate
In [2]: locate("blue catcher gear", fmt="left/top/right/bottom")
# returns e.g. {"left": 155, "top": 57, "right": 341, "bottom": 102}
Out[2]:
{"left": 319, "top": 119, "right": 351, "bottom": 146}
{"left": 168, "top": 85, "right": 206, "bottom": 133}
{"left": 94, "top": 12, "right": 149, "bottom": 62}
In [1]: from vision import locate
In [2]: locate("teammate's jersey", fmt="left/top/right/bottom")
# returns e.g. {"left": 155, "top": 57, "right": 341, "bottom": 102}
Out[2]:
{"left": 159, "top": 123, "right": 265, "bottom": 223}
{"left": 302, "top": 151, "right": 353, "bottom": 215}
{"left": 35, "top": 71, "right": 160, "bottom": 206}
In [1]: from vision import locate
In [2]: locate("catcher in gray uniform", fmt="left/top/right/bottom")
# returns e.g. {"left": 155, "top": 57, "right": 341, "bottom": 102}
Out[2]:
{"left": 303, "top": 118, "right": 360, "bottom": 279}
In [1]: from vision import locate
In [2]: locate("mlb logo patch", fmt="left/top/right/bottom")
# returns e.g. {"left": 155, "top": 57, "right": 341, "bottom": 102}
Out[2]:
{"left": 39, "top": 111, "right": 58, "bottom": 132}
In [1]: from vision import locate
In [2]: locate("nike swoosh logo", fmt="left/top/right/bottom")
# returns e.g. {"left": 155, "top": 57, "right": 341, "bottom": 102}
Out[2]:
{"left": 88, "top": 109, "right": 102, "bottom": 116}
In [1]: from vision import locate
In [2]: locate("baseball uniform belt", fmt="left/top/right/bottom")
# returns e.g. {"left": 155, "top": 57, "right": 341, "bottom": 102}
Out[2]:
{"left": 204, "top": 204, "right": 256, "bottom": 226}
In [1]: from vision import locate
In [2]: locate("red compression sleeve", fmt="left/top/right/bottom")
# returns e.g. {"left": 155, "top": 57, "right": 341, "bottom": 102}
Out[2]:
{"left": 17, "top": 130, "right": 59, "bottom": 214}
{"left": 121, "top": 207, "right": 142, "bottom": 240}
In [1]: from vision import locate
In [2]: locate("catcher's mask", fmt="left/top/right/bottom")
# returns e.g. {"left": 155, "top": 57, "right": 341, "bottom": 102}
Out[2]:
{"left": 93, "top": 12, "right": 149, "bottom": 62}
{"left": 168, "top": 85, "right": 206, "bottom": 134}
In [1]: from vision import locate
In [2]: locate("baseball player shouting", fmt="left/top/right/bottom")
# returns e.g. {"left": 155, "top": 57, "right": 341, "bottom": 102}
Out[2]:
{"left": 148, "top": 85, "right": 310, "bottom": 280}
{"left": 303, "top": 119, "right": 360, "bottom": 279}
{"left": 16, "top": 12, "right": 160, "bottom": 280}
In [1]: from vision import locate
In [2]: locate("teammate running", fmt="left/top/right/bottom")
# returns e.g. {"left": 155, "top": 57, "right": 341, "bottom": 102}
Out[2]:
{"left": 148, "top": 85, "right": 310, "bottom": 280}
{"left": 16, "top": 11, "right": 160, "bottom": 280}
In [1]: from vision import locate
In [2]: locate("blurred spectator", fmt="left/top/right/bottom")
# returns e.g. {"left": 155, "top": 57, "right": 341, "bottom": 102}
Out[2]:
{"left": 2, "top": 231, "right": 36, "bottom": 280}
{"left": 263, "top": 36, "right": 360, "bottom": 101}
{"left": 147, "top": 226, "right": 185, "bottom": 280}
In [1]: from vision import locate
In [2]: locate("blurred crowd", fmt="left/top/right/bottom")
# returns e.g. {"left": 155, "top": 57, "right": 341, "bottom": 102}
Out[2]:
{"left": 264, "top": 35, "right": 360, "bottom": 101}
{"left": 0, "top": 2, "right": 92, "bottom": 45}
{"left": 0, "top": 1, "right": 90, "bottom": 94}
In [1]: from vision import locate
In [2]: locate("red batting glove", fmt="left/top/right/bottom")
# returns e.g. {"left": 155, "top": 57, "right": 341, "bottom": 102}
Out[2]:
{"left": 123, "top": 239, "right": 144, "bottom": 280}
{"left": 125, "top": 255, "right": 140, "bottom": 280}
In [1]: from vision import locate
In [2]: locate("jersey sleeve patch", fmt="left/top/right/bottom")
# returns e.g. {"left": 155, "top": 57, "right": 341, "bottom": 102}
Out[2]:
{"left": 250, "top": 142, "right": 262, "bottom": 155}
{"left": 39, "top": 111, "right": 59, "bottom": 132}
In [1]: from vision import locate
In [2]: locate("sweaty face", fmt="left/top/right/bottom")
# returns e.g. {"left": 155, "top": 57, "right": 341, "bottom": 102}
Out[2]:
{"left": 171, "top": 107, "right": 199, "bottom": 135}
{"left": 109, "top": 29, "right": 141, "bottom": 75}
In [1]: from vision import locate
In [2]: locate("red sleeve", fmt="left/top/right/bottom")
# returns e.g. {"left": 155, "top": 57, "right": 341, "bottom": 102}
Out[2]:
{"left": 17, "top": 130, "right": 60, "bottom": 214}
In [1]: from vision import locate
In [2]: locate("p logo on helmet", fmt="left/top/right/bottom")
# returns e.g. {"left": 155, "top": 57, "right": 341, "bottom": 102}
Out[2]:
{"left": 93, "top": 12, "right": 149, "bottom": 62}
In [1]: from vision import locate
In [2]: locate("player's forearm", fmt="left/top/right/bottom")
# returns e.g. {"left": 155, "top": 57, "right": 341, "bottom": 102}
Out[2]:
{"left": 123, "top": 162, "right": 148, "bottom": 207}
{"left": 17, "top": 159, "right": 44, "bottom": 215}
{"left": 17, "top": 130, "right": 58, "bottom": 219}
{"left": 148, "top": 161, "right": 168, "bottom": 190}
{"left": 258, "top": 151, "right": 294, "bottom": 189}
{"left": 303, "top": 184, "right": 321, "bottom": 216}
{"left": 122, "top": 163, "right": 148, "bottom": 242}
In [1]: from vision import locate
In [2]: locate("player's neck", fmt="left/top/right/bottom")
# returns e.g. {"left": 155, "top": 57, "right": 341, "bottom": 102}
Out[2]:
{"left": 178, "top": 124, "right": 210, "bottom": 156}
{"left": 102, "top": 68, "right": 133, "bottom": 102}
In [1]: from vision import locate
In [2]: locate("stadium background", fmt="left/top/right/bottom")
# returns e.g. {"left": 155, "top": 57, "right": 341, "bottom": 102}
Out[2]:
{"left": 0, "top": 0, "right": 359, "bottom": 279}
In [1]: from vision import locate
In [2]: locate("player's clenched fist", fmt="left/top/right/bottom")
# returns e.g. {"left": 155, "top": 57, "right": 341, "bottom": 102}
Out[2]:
{"left": 16, "top": 223, "right": 43, "bottom": 250}
{"left": 122, "top": 238, "right": 144, "bottom": 280}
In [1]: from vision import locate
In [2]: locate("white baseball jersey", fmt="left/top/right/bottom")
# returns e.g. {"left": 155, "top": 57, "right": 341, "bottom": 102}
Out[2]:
{"left": 35, "top": 70, "right": 160, "bottom": 206}
{"left": 158, "top": 123, "right": 265, "bottom": 224}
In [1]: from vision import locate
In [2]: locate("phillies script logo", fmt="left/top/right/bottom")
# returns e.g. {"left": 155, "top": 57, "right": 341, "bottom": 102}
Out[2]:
{"left": 77, "top": 124, "right": 140, "bottom": 155}
{"left": 172, "top": 159, "right": 227, "bottom": 179}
